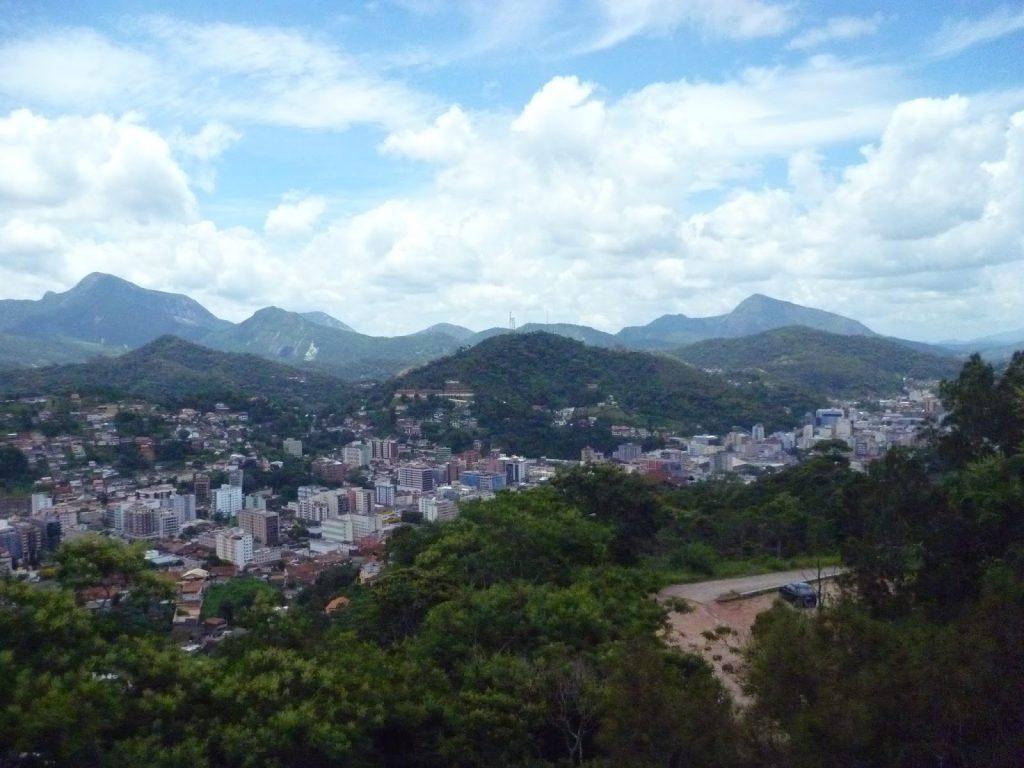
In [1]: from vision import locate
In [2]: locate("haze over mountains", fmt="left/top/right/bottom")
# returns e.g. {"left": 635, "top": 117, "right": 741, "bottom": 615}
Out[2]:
{"left": 0, "top": 273, "right": 1018, "bottom": 382}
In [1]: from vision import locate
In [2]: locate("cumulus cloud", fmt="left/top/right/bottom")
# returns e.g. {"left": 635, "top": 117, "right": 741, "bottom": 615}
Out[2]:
{"left": 314, "top": 78, "right": 1024, "bottom": 340}
{"left": 264, "top": 195, "right": 328, "bottom": 238}
{"left": 173, "top": 121, "right": 242, "bottom": 161}
{"left": 379, "top": 106, "right": 476, "bottom": 162}
{"left": 0, "top": 109, "right": 195, "bottom": 224}
{"left": 2, "top": 47, "right": 1022, "bottom": 341}
{"left": 788, "top": 14, "right": 884, "bottom": 50}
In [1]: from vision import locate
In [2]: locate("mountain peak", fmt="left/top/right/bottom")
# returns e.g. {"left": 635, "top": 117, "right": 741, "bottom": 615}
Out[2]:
{"left": 300, "top": 311, "right": 356, "bottom": 334}
{"left": 69, "top": 272, "right": 137, "bottom": 294}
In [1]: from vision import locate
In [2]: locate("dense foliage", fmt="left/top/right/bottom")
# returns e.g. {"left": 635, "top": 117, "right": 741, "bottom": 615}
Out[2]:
{"left": 391, "top": 332, "right": 820, "bottom": 457}
{"left": 671, "top": 325, "right": 961, "bottom": 397}
{"left": 0, "top": 336, "right": 356, "bottom": 415}
{"left": 2, "top": 353, "right": 1024, "bottom": 766}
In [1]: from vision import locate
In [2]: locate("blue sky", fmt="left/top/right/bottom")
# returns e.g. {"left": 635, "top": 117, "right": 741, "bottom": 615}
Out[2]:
{"left": 1, "top": 0, "right": 1023, "bottom": 341}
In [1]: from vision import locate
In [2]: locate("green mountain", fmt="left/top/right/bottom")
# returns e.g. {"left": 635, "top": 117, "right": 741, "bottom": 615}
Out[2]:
{"left": 0, "top": 273, "right": 230, "bottom": 347}
{"left": 0, "top": 333, "right": 121, "bottom": 370}
{"left": 670, "top": 326, "right": 962, "bottom": 397}
{"left": 202, "top": 306, "right": 463, "bottom": 380}
{"left": 391, "top": 332, "right": 819, "bottom": 456}
{"left": 0, "top": 336, "right": 354, "bottom": 411}
{"left": 517, "top": 322, "right": 619, "bottom": 347}
{"left": 617, "top": 294, "right": 877, "bottom": 349}
{"left": 299, "top": 311, "right": 356, "bottom": 333}
{"left": 415, "top": 323, "right": 476, "bottom": 342}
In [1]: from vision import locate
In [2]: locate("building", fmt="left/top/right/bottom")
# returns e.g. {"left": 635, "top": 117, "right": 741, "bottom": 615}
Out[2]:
{"left": 322, "top": 512, "right": 382, "bottom": 545}
{"left": 159, "top": 509, "right": 180, "bottom": 539}
{"left": 243, "top": 493, "right": 267, "bottom": 510}
{"left": 498, "top": 456, "right": 530, "bottom": 484}
{"left": 227, "top": 468, "right": 244, "bottom": 489}
{"left": 374, "top": 481, "right": 395, "bottom": 507}
{"left": 342, "top": 442, "right": 371, "bottom": 468}
{"left": 612, "top": 444, "right": 642, "bottom": 463}
{"left": 194, "top": 473, "right": 211, "bottom": 504}
{"left": 31, "top": 493, "right": 53, "bottom": 514}
{"left": 348, "top": 488, "right": 374, "bottom": 515}
{"left": 30, "top": 516, "right": 62, "bottom": 553}
{"left": 215, "top": 528, "right": 254, "bottom": 568}
{"left": 123, "top": 502, "right": 160, "bottom": 540}
{"left": 419, "top": 496, "right": 458, "bottom": 523}
{"left": 370, "top": 438, "right": 399, "bottom": 462}
{"left": 239, "top": 508, "right": 280, "bottom": 546}
{"left": 283, "top": 438, "right": 303, "bottom": 457}
{"left": 166, "top": 493, "right": 196, "bottom": 524}
{"left": 397, "top": 464, "right": 435, "bottom": 493}
{"left": 459, "top": 471, "right": 505, "bottom": 492}
{"left": 213, "top": 484, "right": 243, "bottom": 519}
{"left": 312, "top": 458, "right": 348, "bottom": 484}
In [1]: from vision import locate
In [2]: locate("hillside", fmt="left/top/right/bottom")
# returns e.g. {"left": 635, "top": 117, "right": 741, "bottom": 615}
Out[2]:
{"left": 670, "top": 326, "right": 962, "bottom": 397}
{"left": 299, "top": 311, "right": 356, "bottom": 333}
{"left": 617, "top": 294, "right": 877, "bottom": 349}
{"left": 0, "top": 273, "right": 230, "bottom": 347}
{"left": 391, "top": 332, "right": 820, "bottom": 456}
{"left": 0, "top": 336, "right": 355, "bottom": 411}
{"left": 201, "top": 307, "right": 463, "bottom": 380}
{"left": 0, "top": 333, "right": 121, "bottom": 370}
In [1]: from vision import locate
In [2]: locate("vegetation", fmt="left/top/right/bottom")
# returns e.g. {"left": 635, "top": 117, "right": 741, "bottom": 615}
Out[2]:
{"left": 2, "top": 353, "right": 1023, "bottom": 765}
{"left": 390, "top": 331, "right": 820, "bottom": 458}
{"left": 671, "top": 325, "right": 961, "bottom": 397}
{"left": 0, "top": 336, "right": 356, "bottom": 415}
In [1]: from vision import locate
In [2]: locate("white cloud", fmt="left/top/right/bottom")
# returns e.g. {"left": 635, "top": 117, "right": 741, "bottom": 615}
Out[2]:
{"left": 264, "top": 195, "right": 328, "bottom": 238}
{"left": 0, "top": 29, "right": 158, "bottom": 108}
{"left": 173, "top": 121, "right": 242, "bottom": 161}
{"left": 788, "top": 14, "right": 883, "bottom": 50}
{"left": 2, "top": 45, "right": 1022, "bottom": 341}
{"left": 931, "top": 6, "right": 1024, "bottom": 58}
{"left": 0, "top": 20, "right": 432, "bottom": 132}
{"left": 588, "top": 0, "right": 794, "bottom": 50}
{"left": 379, "top": 106, "right": 476, "bottom": 162}
{"left": 0, "top": 109, "right": 195, "bottom": 225}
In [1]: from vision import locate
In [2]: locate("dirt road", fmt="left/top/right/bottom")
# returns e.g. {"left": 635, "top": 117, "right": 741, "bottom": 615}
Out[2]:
{"left": 657, "top": 568, "right": 842, "bottom": 705}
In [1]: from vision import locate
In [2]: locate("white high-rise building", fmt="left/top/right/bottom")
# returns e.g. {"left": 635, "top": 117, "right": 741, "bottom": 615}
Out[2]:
{"left": 321, "top": 512, "right": 382, "bottom": 545}
{"left": 31, "top": 493, "right": 53, "bottom": 514}
{"left": 166, "top": 493, "right": 196, "bottom": 524}
{"left": 419, "top": 496, "right": 458, "bottom": 523}
{"left": 342, "top": 442, "right": 371, "bottom": 468}
{"left": 375, "top": 481, "right": 395, "bottom": 507}
{"left": 213, "top": 484, "right": 243, "bottom": 519}
{"left": 215, "top": 527, "right": 254, "bottom": 567}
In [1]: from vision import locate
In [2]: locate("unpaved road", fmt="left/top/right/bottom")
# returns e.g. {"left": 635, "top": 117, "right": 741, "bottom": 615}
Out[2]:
{"left": 657, "top": 568, "right": 842, "bottom": 705}
{"left": 659, "top": 566, "right": 843, "bottom": 604}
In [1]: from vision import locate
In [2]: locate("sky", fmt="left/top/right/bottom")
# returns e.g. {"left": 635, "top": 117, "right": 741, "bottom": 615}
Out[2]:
{"left": 1, "top": 1, "right": 1023, "bottom": 342}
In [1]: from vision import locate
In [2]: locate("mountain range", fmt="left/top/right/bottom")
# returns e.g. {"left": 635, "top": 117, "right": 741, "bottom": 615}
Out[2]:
{"left": 0, "top": 272, "right": 1017, "bottom": 383}
{"left": 670, "top": 327, "right": 963, "bottom": 398}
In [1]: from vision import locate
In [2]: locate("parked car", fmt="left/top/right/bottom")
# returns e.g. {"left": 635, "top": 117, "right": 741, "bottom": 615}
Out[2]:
{"left": 779, "top": 581, "right": 817, "bottom": 608}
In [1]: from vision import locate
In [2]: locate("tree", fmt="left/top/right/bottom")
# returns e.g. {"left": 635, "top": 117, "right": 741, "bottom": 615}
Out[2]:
{"left": 0, "top": 443, "right": 33, "bottom": 487}
{"left": 551, "top": 464, "right": 668, "bottom": 564}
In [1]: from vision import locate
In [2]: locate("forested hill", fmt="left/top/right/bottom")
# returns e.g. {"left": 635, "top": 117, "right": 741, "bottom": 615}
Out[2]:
{"left": 0, "top": 336, "right": 355, "bottom": 411}
{"left": 393, "top": 331, "right": 820, "bottom": 435}
{"left": 670, "top": 326, "right": 962, "bottom": 397}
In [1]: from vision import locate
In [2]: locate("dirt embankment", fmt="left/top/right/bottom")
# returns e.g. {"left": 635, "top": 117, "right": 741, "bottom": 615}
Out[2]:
{"left": 660, "top": 594, "right": 775, "bottom": 705}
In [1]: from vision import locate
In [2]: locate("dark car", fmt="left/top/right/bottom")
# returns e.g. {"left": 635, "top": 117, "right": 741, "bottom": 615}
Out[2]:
{"left": 779, "top": 581, "right": 817, "bottom": 608}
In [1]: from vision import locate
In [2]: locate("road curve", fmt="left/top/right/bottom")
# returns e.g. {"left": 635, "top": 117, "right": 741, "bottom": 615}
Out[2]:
{"left": 658, "top": 566, "right": 844, "bottom": 604}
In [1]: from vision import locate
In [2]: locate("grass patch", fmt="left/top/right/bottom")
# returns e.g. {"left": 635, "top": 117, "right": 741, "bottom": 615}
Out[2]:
{"left": 200, "top": 578, "right": 277, "bottom": 622}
